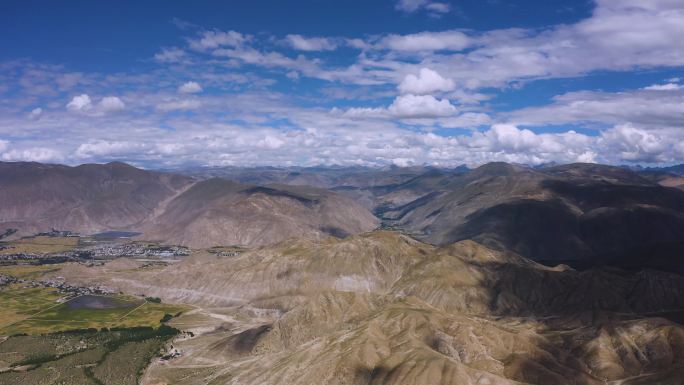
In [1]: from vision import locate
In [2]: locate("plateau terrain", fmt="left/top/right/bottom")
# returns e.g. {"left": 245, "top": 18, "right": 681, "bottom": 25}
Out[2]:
{"left": 1, "top": 161, "right": 684, "bottom": 385}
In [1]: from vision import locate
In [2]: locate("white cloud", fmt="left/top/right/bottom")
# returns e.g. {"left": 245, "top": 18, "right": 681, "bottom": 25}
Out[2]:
{"left": 643, "top": 83, "right": 683, "bottom": 91}
{"left": 389, "top": 94, "right": 456, "bottom": 118}
{"left": 342, "top": 94, "right": 458, "bottom": 119}
{"left": 28, "top": 107, "right": 43, "bottom": 120}
{"left": 599, "top": 124, "right": 670, "bottom": 162}
{"left": 178, "top": 81, "right": 203, "bottom": 93}
{"left": 1, "top": 147, "right": 63, "bottom": 163}
{"left": 76, "top": 140, "right": 145, "bottom": 158}
{"left": 66, "top": 94, "right": 92, "bottom": 112}
{"left": 399, "top": 68, "right": 455, "bottom": 94}
{"left": 99, "top": 96, "right": 125, "bottom": 112}
{"left": 286, "top": 35, "right": 337, "bottom": 51}
{"left": 505, "top": 87, "right": 684, "bottom": 129}
{"left": 380, "top": 31, "right": 470, "bottom": 51}
{"left": 190, "top": 30, "right": 248, "bottom": 50}
{"left": 66, "top": 94, "right": 124, "bottom": 115}
{"left": 156, "top": 99, "right": 201, "bottom": 111}
{"left": 395, "top": 0, "right": 451, "bottom": 15}
{"left": 481, "top": 124, "right": 540, "bottom": 152}
{"left": 6, "top": 1, "right": 684, "bottom": 168}
{"left": 0, "top": 140, "right": 8, "bottom": 153}
{"left": 154, "top": 48, "right": 186, "bottom": 63}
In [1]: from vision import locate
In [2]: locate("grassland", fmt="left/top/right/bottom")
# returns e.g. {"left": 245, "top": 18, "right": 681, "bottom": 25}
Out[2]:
{"left": 0, "top": 287, "right": 190, "bottom": 335}
{"left": 0, "top": 285, "right": 64, "bottom": 328}
{"left": 0, "top": 255, "right": 192, "bottom": 383}
{"left": 0, "top": 263, "right": 65, "bottom": 279}
{"left": 0, "top": 236, "right": 80, "bottom": 255}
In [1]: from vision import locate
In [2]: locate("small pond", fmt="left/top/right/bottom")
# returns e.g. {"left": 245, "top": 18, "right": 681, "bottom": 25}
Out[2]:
{"left": 66, "top": 295, "right": 140, "bottom": 310}
{"left": 92, "top": 231, "right": 141, "bottom": 239}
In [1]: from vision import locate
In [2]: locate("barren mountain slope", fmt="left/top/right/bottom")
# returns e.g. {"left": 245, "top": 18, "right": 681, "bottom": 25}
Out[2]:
{"left": 178, "top": 165, "right": 461, "bottom": 189}
{"left": 377, "top": 163, "right": 684, "bottom": 271}
{"left": 50, "top": 232, "right": 684, "bottom": 385}
{"left": 0, "top": 161, "right": 194, "bottom": 237}
{"left": 140, "top": 178, "right": 379, "bottom": 248}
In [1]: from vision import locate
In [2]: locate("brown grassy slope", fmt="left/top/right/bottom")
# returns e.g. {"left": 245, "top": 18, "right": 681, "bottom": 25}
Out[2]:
{"left": 0, "top": 161, "right": 194, "bottom": 237}
{"left": 140, "top": 178, "right": 379, "bottom": 248}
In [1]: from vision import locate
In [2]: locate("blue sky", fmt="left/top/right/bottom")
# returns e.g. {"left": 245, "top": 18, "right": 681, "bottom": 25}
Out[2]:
{"left": 1, "top": 0, "right": 684, "bottom": 167}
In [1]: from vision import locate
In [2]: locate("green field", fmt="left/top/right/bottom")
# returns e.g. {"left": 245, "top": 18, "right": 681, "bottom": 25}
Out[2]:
{"left": 0, "top": 260, "right": 192, "bottom": 382}
{"left": 0, "top": 286, "right": 190, "bottom": 335}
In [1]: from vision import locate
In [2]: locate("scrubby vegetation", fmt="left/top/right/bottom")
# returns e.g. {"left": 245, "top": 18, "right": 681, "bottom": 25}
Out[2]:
{"left": 0, "top": 326, "right": 179, "bottom": 385}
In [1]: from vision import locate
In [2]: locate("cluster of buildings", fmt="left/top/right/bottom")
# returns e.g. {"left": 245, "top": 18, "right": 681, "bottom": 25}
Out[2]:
{"left": 213, "top": 251, "right": 241, "bottom": 257}
{"left": 23, "top": 276, "right": 115, "bottom": 296}
{"left": 36, "top": 229, "right": 80, "bottom": 237}
{"left": 0, "top": 253, "right": 72, "bottom": 263}
{"left": 79, "top": 243, "right": 190, "bottom": 259}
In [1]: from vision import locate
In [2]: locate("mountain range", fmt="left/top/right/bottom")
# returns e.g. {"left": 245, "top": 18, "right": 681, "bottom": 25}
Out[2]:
{"left": 0, "top": 161, "right": 378, "bottom": 248}
{"left": 2, "top": 160, "right": 684, "bottom": 271}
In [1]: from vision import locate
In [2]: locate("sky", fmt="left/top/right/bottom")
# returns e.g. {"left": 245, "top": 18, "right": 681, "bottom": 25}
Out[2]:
{"left": 1, "top": 0, "right": 684, "bottom": 168}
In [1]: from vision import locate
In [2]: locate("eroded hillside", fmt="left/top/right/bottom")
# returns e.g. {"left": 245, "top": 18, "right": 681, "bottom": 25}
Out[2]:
{"left": 48, "top": 232, "right": 684, "bottom": 385}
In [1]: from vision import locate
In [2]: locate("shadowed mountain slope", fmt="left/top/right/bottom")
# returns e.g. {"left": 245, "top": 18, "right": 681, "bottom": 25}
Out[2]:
{"left": 375, "top": 163, "right": 684, "bottom": 271}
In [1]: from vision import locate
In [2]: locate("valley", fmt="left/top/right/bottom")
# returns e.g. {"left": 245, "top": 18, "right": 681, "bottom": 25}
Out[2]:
{"left": 1, "top": 161, "right": 684, "bottom": 384}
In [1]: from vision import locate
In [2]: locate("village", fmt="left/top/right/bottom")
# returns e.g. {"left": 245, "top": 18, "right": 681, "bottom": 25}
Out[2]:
{"left": 0, "top": 230, "right": 191, "bottom": 266}
{"left": 0, "top": 272, "right": 115, "bottom": 296}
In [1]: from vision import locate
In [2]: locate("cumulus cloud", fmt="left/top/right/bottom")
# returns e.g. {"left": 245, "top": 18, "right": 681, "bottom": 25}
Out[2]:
{"left": 66, "top": 94, "right": 124, "bottom": 115}
{"left": 395, "top": 0, "right": 451, "bottom": 15}
{"left": 399, "top": 68, "right": 455, "bottom": 94}
{"left": 389, "top": 94, "right": 457, "bottom": 118}
{"left": 599, "top": 124, "right": 671, "bottom": 162}
{"left": 463, "top": 125, "right": 598, "bottom": 165}
{"left": 66, "top": 94, "right": 92, "bottom": 112}
{"left": 286, "top": 34, "right": 337, "bottom": 51}
{"left": 28, "top": 107, "right": 43, "bottom": 120}
{"left": 99, "top": 96, "right": 125, "bottom": 112}
{"left": 342, "top": 94, "right": 458, "bottom": 119}
{"left": 178, "top": 81, "right": 203, "bottom": 93}
{"left": 0, "top": 140, "right": 8, "bottom": 153}
{"left": 5, "top": 1, "right": 684, "bottom": 168}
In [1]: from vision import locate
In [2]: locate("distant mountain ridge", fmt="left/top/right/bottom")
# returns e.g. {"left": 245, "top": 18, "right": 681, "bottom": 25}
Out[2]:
{"left": 0, "top": 161, "right": 378, "bottom": 247}
{"left": 3, "top": 160, "right": 684, "bottom": 270}
{"left": 368, "top": 162, "right": 684, "bottom": 272}
{"left": 0, "top": 161, "right": 194, "bottom": 238}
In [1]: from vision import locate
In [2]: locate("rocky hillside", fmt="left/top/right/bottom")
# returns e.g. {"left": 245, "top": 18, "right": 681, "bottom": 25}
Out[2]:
{"left": 52, "top": 232, "right": 684, "bottom": 385}
{"left": 0, "top": 161, "right": 194, "bottom": 237}
{"left": 140, "top": 178, "right": 379, "bottom": 248}
{"left": 372, "top": 162, "right": 684, "bottom": 272}
{"left": 0, "top": 161, "right": 379, "bottom": 247}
